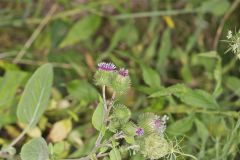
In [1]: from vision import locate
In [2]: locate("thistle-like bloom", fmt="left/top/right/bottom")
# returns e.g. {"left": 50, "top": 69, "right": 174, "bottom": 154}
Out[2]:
{"left": 98, "top": 62, "right": 116, "bottom": 71}
{"left": 136, "top": 128, "right": 144, "bottom": 136}
{"left": 118, "top": 68, "right": 129, "bottom": 77}
{"left": 225, "top": 30, "right": 240, "bottom": 59}
{"left": 227, "top": 30, "right": 232, "bottom": 39}
{"left": 153, "top": 115, "right": 169, "bottom": 134}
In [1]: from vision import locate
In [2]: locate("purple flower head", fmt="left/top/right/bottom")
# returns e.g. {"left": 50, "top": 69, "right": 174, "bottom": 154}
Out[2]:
{"left": 153, "top": 115, "right": 169, "bottom": 134}
{"left": 118, "top": 68, "right": 129, "bottom": 77}
{"left": 98, "top": 62, "right": 116, "bottom": 71}
{"left": 136, "top": 127, "right": 144, "bottom": 136}
{"left": 154, "top": 118, "right": 162, "bottom": 129}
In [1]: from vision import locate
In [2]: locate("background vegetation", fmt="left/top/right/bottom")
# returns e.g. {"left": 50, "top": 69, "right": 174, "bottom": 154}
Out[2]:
{"left": 0, "top": 0, "right": 240, "bottom": 159}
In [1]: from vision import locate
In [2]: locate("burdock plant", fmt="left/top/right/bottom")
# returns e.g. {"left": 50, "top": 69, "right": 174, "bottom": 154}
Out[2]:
{"left": 73, "top": 62, "right": 197, "bottom": 160}
{"left": 0, "top": 62, "right": 197, "bottom": 160}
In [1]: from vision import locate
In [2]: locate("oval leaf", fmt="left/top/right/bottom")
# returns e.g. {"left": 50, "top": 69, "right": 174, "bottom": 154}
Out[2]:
{"left": 179, "top": 89, "right": 219, "bottom": 109}
{"left": 92, "top": 99, "right": 106, "bottom": 133}
{"left": 167, "top": 116, "right": 194, "bottom": 136}
{"left": 17, "top": 64, "right": 53, "bottom": 128}
{"left": 60, "top": 15, "right": 101, "bottom": 48}
{"left": 109, "top": 148, "right": 121, "bottom": 160}
{"left": 20, "top": 137, "right": 49, "bottom": 160}
{"left": 141, "top": 65, "right": 161, "bottom": 88}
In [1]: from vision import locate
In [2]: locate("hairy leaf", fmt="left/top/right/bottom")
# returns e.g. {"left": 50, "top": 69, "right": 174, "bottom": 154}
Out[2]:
{"left": 109, "top": 148, "right": 121, "bottom": 160}
{"left": 92, "top": 99, "right": 106, "bottom": 133}
{"left": 17, "top": 64, "right": 53, "bottom": 128}
{"left": 20, "top": 137, "right": 49, "bottom": 160}
{"left": 167, "top": 116, "right": 194, "bottom": 136}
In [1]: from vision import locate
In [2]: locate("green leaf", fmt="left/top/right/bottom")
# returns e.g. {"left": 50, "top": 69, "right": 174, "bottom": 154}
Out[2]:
{"left": 149, "top": 84, "right": 187, "bottom": 98}
{"left": 53, "top": 141, "right": 65, "bottom": 155}
{"left": 0, "top": 71, "right": 27, "bottom": 107}
{"left": 17, "top": 64, "right": 53, "bottom": 128}
{"left": 20, "top": 137, "right": 49, "bottom": 160}
{"left": 144, "top": 36, "right": 158, "bottom": 60}
{"left": 0, "top": 70, "right": 27, "bottom": 125}
{"left": 141, "top": 65, "right": 161, "bottom": 88}
{"left": 92, "top": 99, "right": 106, "bottom": 133}
{"left": 157, "top": 28, "right": 171, "bottom": 73}
{"left": 225, "top": 76, "right": 240, "bottom": 97}
{"left": 195, "top": 119, "right": 208, "bottom": 142}
{"left": 60, "top": 15, "right": 101, "bottom": 48}
{"left": 107, "top": 24, "right": 138, "bottom": 51}
{"left": 179, "top": 89, "right": 219, "bottom": 109}
{"left": 109, "top": 148, "right": 121, "bottom": 160}
{"left": 67, "top": 80, "right": 99, "bottom": 103}
{"left": 167, "top": 116, "right": 194, "bottom": 136}
{"left": 200, "top": 0, "right": 230, "bottom": 16}
{"left": 213, "top": 57, "right": 222, "bottom": 97}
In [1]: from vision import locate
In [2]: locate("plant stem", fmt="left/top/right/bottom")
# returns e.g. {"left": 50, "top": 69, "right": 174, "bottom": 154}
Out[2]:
{"left": 107, "top": 92, "right": 116, "bottom": 118}
{"left": 0, "top": 126, "right": 30, "bottom": 158}
{"left": 64, "top": 88, "right": 118, "bottom": 160}
{"left": 158, "top": 108, "right": 239, "bottom": 118}
{"left": 92, "top": 85, "right": 108, "bottom": 151}
{"left": 61, "top": 153, "right": 108, "bottom": 160}
{"left": 113, "top": 8, "right": 199, "bottom": 19}
{"left": 102, "top": 85, "right": 107, "bottom": 112}
{"left": 213, "top": 0, "right": 240, "bottom": 49}
{"left": 174, "top": 150, "right": 198, "bottom": 160}
{"left": 9, "top": 125, "right": 30, "bottom": 148}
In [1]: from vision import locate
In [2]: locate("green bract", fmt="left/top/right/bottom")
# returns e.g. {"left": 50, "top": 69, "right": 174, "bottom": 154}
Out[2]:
{"left": 137, "top": 113, "right": 157, "bottom": 135}
{"left": 94, "top": 70, "right": 117, "bottom": 87}
{"left": 111, "top": 74, "right": 131, "bottom": 94}
{"left": 112, "top": 104, "right": 131, "bottom": 123}
{"left": 137, "top": 133, "right": 170, "bottom": 160}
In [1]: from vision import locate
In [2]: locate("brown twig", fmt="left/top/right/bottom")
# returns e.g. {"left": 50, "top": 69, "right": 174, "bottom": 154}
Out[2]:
{"left": 213, "top": 0, "right": 240, "bottom": 50}
{"left": 13, "top": 4, "right": 58, "bottom": 63}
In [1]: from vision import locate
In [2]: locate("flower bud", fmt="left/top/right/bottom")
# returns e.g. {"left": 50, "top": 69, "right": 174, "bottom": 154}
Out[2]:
{"left": 137, "top": 113, "right": 168, "bottom": 135}
{"left": 112, "top": 104, "right": 131, "bottom": 123}
{"left": 137, "top": 133, "right": 169, "bottom": 160}
{"left": 135, "top": 127, "right": 144, "bottom": 136}
{"left": 111, "top": 68, "right": 131, "bottom": 94}
{"left": 94, "top": 62, "right": 117, "bottom": 86}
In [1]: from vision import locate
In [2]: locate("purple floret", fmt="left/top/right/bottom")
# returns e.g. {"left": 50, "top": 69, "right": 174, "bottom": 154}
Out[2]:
{"left": 98, "top": 62, "right": 116, "bottom": 71}
{"left": 118, "top": 68, "right": 129, "bottom": 77}
{"left": 153, "top": 115, "right": 168, "bottom": 134}
{"left": 136, "top": 127, "right": 144, "bottom": 136}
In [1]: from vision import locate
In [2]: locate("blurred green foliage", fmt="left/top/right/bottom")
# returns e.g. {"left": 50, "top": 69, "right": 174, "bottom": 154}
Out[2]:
{"left": 0, "top": 0, "right": 240, "bottom": 159}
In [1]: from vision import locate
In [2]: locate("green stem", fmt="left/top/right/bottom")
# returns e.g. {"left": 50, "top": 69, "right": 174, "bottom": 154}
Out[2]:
{"left": 63, "top": 85, "right": 111, "bottom": 160}
{"left": 8, "top": 126, "right": 30, "bottom": 148}
{"left": 158, "top": 109, "right": 239, "bottom": 118}
{"left": 215, "top": 137, "right": 220, "bottom": 160}
{"left": 174, "top": 150, "right": 198, "bottom": 160}
{"left": 113, "top": 8, "right": 199, "bottom": 19}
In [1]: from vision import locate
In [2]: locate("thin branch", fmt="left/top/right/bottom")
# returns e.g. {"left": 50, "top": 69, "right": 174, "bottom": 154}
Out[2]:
{"left": 13, "top": 4, "right": 58, "bottom": 63}
{"left": 174, "top": 150, "right": 198, "bottom": 160}
{"left": 107, "top": 92, "right": 116, "bottom": 119}
{"left": 113, "top": 8, "right": 199, "bottom": 19}
{"left": 213, "top": 0, "right": 240, "bottom": 50}
{"left": 90, "top": 85, "right": 108, "bottom": 154}
{"left": 8, "top": 126, "right": 30, "bottom": 148}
